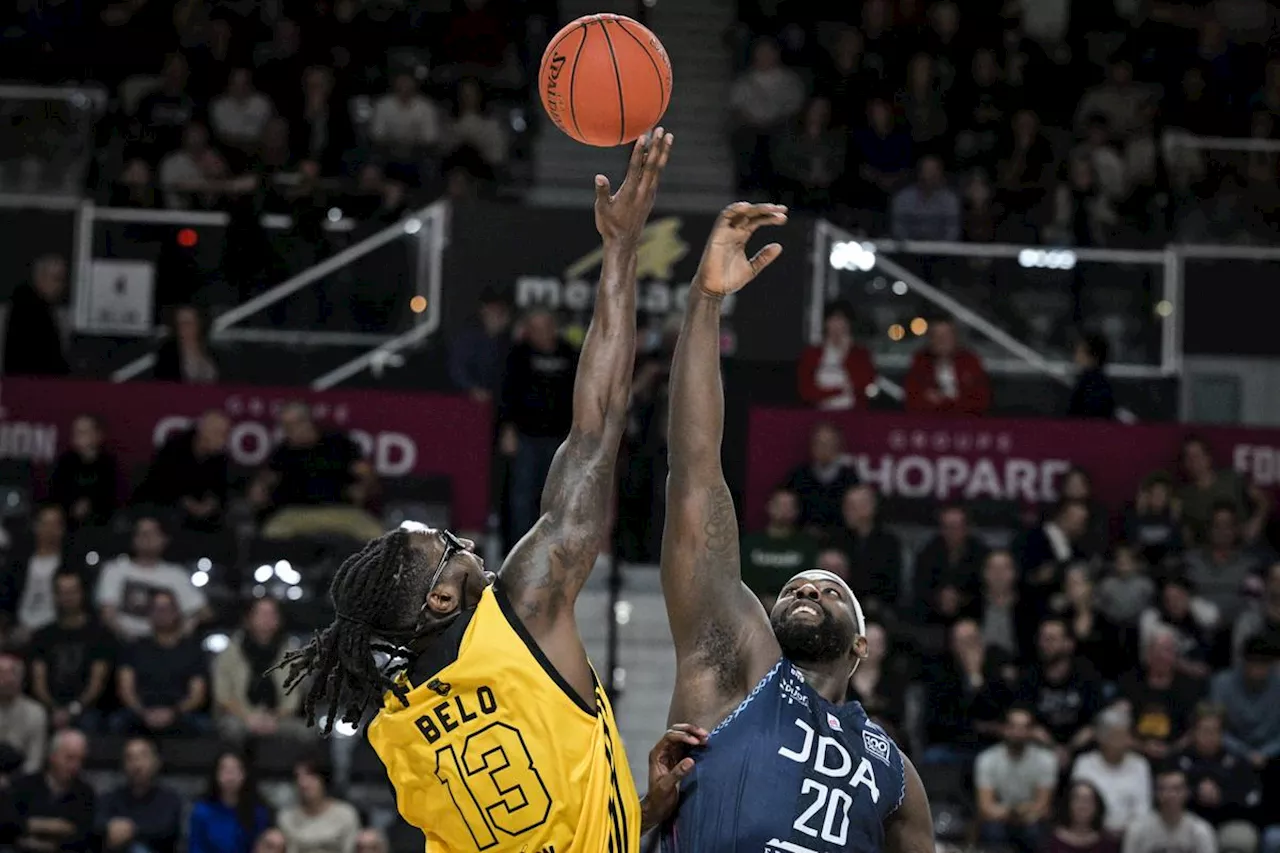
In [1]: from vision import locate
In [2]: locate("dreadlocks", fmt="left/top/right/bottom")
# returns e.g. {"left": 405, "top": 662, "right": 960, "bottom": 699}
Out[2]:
{"left": 276, "top": 528, "right": 418, "bottom": 734}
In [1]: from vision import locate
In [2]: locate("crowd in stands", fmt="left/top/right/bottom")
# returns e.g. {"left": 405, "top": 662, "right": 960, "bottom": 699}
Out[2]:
{"left": 730, "top": 0, "right": 1280, "bottom": 245}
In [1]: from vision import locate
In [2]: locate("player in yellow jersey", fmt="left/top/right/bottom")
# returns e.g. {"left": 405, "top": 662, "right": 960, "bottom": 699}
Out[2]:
{"left": 275, "top": 128, "right": 703, "bottom": 853}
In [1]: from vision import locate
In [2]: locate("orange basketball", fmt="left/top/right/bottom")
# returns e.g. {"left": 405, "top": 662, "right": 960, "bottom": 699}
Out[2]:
{"left": 538, "top": 14, "right": 672, "bottom": 147}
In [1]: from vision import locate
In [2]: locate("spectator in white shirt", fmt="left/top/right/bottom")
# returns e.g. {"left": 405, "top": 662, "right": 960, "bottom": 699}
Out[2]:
{"left": 371, "top": 72, "right": 441, "bottom": 153}
{"left": 158, "top": 123, "right": 236, "bottom": 210}
{"left": 975, "top": 706, "right": 1058, "bottom": 853}
{"left": 211, "top": 68, "right": 274, "bottom": 150}
{"left": 0, "top": 653, "right": 47, "bottom": 775}
{"left": 1123, "top": 768, "right": 1217, "bottom": 853}
{"left": 729, "top": 37, "right": 804, "bottom": 193}
{"left": 0, "top": 505, "right": 67, "bottom": 644}
{"left": 1072, "top": 707, "right": 1154, "bottom": 834}
{"left": 95, "top": 516, "right": 208, "bottom": 640}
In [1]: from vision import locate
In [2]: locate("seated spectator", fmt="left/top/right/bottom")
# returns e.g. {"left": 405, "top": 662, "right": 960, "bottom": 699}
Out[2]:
{"left": 912, "top": 503, "right": 989, "bottom": 623}
{"left": 29, "top": 572, "right": 113, "bottom": 732}
{"left": 370, "top": 72, "right": 441, "bottom": 183}
{"left": 188, "top": 752, "right": 270, "bottom": 853}
{"left": 4, "top": 730, "right": 94, "bottom": 853}
{"left": 1071, "top": 708, "right": 1153, "bottom": 834}
{"left": 133, "top": 53, "right": 198, "bottom": 160}
{"left": 813, "top": 27, "right": 873, "bottom": 127}
{"left": 771, "top": 96, "right": 845, "bottom": 210}
{"left": 0, "top": 505, "right": 68, "bottom": 645}
{"left": 1075, "top": 59, "right": 1148, "bottom": 140}
{"left": 1020, "top": 500, "right": 1093, "bottom": 615}
{"left": 213, "top": 598, "right": 310, "bottom": 744}
{"left": 1058, "top": 566, "right": 1130, "bottom": 679}
{"left": 904, "top": 317, "right": 992, "bottom": 416}
{"left": 1068, "top": 334, "right": 1116, "bottom": 420}
{"left": 1046, "top": 155, "right": 1117, "bottom": 247}
{"left": 795, "top": 301, "right": 876, "bottom": 411}
{"left": 133, "top": 411, "right": 230, "bottom": 532}
{"left": 972, "top": 549, "right": 1031, "bottom": 660}
{"left": 923, "top": 619, "right": 1014, "bottom": 761}
{"left": 1179, "top": 437, "right": 1264, "bottom": 547}
{"left": 96, "top": 516, "right": 209, "bottom": 640}
{"left": 287, "top": 67, "right": 354, "bottom": 177}
{"left": 1233, "top": 562, "right": 1280, "bottom": 663}
{"left": 1176, "top": 703, "right": 1263, "bottom": 853}
{"left": 1123, "top": 768, "right": 1216, "bottom": 853}
{"left": 728, "top": 37, "right": 804, "bottom": 193}
{"left": 158, "top": 123, "right": 222, "bottom": 210}
{"left": 851, "top": 98, "right": 914, "bottom": 212}
{"left": 1184, "top": 503, "right": 1264, "bottom": 622}
{"left": 1097, "top": 544, "right": 1156, "bottom": 628}
{"left": 3, "top": 255, "right": 70, "bottom": 378}
{"left": 442, "top": 78, "right": 506, "bottom": 169}
{"left": 211, "top": 68, "right": 274, "bottom": 153}
{"left": 49, "top": 415, "right": 117, "bottom": 529}
{"left": 1044, "top": 781, "right": 1119, "bottom": 853}
{"left": 1125, "top": 471, "right": 1182, "bottom": 565}
{"left": 848, "top": 620, "right": 909, "bottom": 739}
{"left": 251, "top": 403, "right": 382, "bottom": 542}
{"left": 1059, "top": 468, "right": 1111, "bottom": 559}
{"left": 890, "top": 155, "right": 962, "bottom": 240}
{"left": 782, "top": 423, "right": 859, "bottom": 531}
{"left": 447, "top": 287, "right": 512, "bottom": 403}
{"left": 154, "top": 305, "right": 219, "bottom": 385}
{"left": 1022, "top": 619, "right": 1105, "bottom": 766}
{"left": 111, "top": 159, "right": 159, "bottom": 208}
{"left": 1139, "top": 577, "right": 1219, "bottom": 680}
{"left": 1120, "top": 625, "right": 1207, "bottom": 761}
{"left": 739, "top": 488, "right": 817, "bottom": 611}
{"left": 829, "top": 485, "right": 903, "bottom": 611}
{"left": 975, "top": 706, "right": 1058, "bottom": 853}
{"left": 111, "top": 591, "right": 209, "bottom": 736}
{"left": 0, "top": 654, "right": 47, "bottom": 775}
{"left": 277, "top": 758, "right": 360, "bottom": 853}
{"left": 1211, "top": 636, "right": 1280, "bottom": 767}
{"left": 896, "top": 54, "right": 948, "bottom": 148}
{"left": 98, "top": 738, "right": 185, "bottom": 853}
{"left": 1073, "top": 115, "right": 1128, "bottom": 204}
{"left": 994, "top": 109, "right": 1056, "bottom": 220}
{"left": 961, "top": 170, "right": 1001, "bottom": 241}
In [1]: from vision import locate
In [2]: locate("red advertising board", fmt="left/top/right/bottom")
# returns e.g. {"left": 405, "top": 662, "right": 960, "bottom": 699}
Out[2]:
{"left": 0, "top": 378, "right": 492, "bottom": 529}
{"left": 746, "top": 408, "right": 1280, "bottom": 530}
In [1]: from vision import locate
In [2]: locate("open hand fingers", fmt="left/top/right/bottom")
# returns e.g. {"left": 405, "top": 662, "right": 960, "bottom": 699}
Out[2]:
{"left": 748, "top": 242, "right": 784, "bottom": 277}
{"left": 720, "top": 202, "right": 788, "bottom": 232}
{"left": 640, "top": 127, "right": 674, "bottom": 185}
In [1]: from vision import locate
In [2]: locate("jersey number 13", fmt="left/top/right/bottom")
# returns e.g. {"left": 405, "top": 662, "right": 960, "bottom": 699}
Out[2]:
{"left": 435, "top": 722, "right": 553, "bottom": 849}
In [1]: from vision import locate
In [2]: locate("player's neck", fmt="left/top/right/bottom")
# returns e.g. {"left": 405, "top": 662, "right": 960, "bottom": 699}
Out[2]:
{"left": 794, "top": 662, "right": 852, "bottom": 704}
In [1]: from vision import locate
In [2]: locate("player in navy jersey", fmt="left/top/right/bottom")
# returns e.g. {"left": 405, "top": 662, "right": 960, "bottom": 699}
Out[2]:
{"left": 655, "top": 202, "right": 936, "bottom": 853}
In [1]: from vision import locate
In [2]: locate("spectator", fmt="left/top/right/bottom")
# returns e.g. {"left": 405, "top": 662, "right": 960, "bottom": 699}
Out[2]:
{"left": 1121, "top": 768, "right": 1216, "bottom": 853}
{"left": 951, "top": 48, "right": 1009, "bottom": 172}
{"left": 796, "top": 301, "right": 877, "bottom": 411}
{"left": 923, "top": 618, "right": 1014, "bottom": 761}
{"left": 1184, "top": 503, "right": 1264, "bottom": 622}
{"left": 729, "top": 37, "right": 804, "bottom": 193}
{"left": 134, "top": 53, "right": 198, "bottom": 160}
{"left": 211, "top": 67, "right": 273, "bottom": 152}
{"left": 97, "top": 738, "right": 185, "bottom": 853}
{"left": 1058, "top": 565, "right": 1130, "bottom": 679}
{"left": 188, "top": 752, "right": 270, "bottom": 853}
{"left": 1140, "top": 577, "right": 1219, "bottom": 680}
{"left": 815, "top": 548, "right": 853, "bottom": 582}
{"left": 0, "top": 654, "right": 47, "bottom": 775}
{"left": 848, "top": 620, "right": 909, "bottom": 738}
{"left": 1211, "top": 636, "right": 1280, "bottom": 767}
{"left": 447, "top": 287, "right": 512, "bottom": 403}
{"left": 1019, "top": 500, "right": 1093, "bottom": 614}
{"left": 814, "top": 27, "right": 873, "bottom": 127}
{"left": 1076, "top": 59, "right": 1149, "bottom": 139}
{"left": 0, "top": 505, "right": 68, "bottom": 644}
{"left": 28, "top": 572, "right": 113, "bottom": 732}
{"left": 912, "top": 503, "right": 989, "bottom": 623}
{"left": 96, "top": 516, "right": 209, "bottom": 640}
{"left": 498, "top": 309, "right": 578, "bottom": 541}
{"left": 212, "top": 598, "right": 310, "bottom": 744}
{"left": 276, "top": 758, "right": 360, "bottom": 853}
{"left": 442, "top": 78, "right": 507, "bottom": 169}
{"left": 112, "top": 590, "right": 210, "bottom": 735}
{"left": 904, "top": 317, "right": 992, "bottom": 415}
{"left": 973, "top": 549, "right": 1030, "bottom": 660}
{"left": 1059, "top": 468, "right": 1112, "bottom": 559}
{"left": 255, "top": 19, "right": 307, "bottom": 108}
{"left": 1176, "top": 703, "right": 1263, "bottom": 853}
{"left": 133, "top": 411, "right": 230, "bottom": 532}
{"left": 897, "top": 53, "right": 948, "bottom": 147}
{"left": 1120, "top": 625, "right": 1207, "bottom": 761}
{"left": 1234, "top": 562, "right": 1280, "bottom": 663}
{"left": 739, "top": 487, "right": 817, "bottom": 611}
{"left": 782, "top": 423, "right": 859, "bottom": 531}
{"left": 891, "top": 155, "right": 962, "bottom": 240}
{"left": 1071, "top": 707, "right": 1154, "bottom": 834}
{"left": 851, "top": 98, "right": 914, "bottom": 213}
{"left": 1124, "top": 473, "right": 1183, "bottom": 569}
{"left": 4, "top": 730, "right": 94, "bottom": 853}
{"left": 253, "top": 403, "right": 382, "bottom": 542}
{"left": 370, "top": 71, "right": 441, "bottom": 180}
{"left": 962, "top": 170, "right": 1001, "bottom": 241}
{"left": 157, "top": 123, "right": 221, "bottom": 210}
{"left": 1097, "top": 544, "right": 1157, "bottom": 628}
{"left": 1044, "top": 782, "right": 1119, "bottom": 853}
{"left": 49, "top": 414, "right": 118, "bottom": 528}
{"left": 1022, "top": 618, "right": 1105, "bottom": 764}
{"left": 1179, "top": 437, "right": 1264, "bottom": 546}
{"left": 975, "top": 706, "right": 1058, "bottom": 853}
{"left": 1068, "top": 334, "right": 1117, "bottom": 419}
{"left": 1074, "top": 115, "right": 1129, "bottom": 204}
{"left": 154, "top": 305, "right": 219, "bottom": 385}
{"left": 3, "top": 255, "right": 70, "bottom": 377}
{"left": 772, "top": 97, "right": 845, "bottom": 209}
{"left": 1047, "top": 155, "right": 1118, "bottom": 246}
{"left": 287, "top": 67, "right": 354, "bottom": 177}
{"left": 995, "top": 109, "right": 1056, "bottom": 221}
{"left": 829, "top": 484, "right": 903, "bottom": 610}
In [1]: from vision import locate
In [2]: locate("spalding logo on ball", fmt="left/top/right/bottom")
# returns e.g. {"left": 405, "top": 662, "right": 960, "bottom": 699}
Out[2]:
{"left": 539, "top": 13, "right": 673, "bottom": 147}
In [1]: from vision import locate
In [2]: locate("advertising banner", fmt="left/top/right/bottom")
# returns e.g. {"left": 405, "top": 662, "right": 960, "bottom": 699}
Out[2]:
{"left": 0, "top": 378, "right": 492, "bottom": 529}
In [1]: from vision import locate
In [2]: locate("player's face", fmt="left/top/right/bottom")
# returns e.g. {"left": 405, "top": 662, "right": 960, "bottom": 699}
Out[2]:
{"left": 769, "top": 576, "right": 863, "bottom": 665}
{"left": 407, "top": 528, "right": 490, "bottom": 622}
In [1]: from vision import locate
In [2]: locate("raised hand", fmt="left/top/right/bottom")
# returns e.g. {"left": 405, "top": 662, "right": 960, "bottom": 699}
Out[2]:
{"left": 641, "top": 723, "right": 709, "bottom": 830}
{"left": 594, "top": 126, "right": 675, "bottom": 245}
{"left": 694, "top": 202, "right": 788, "bottom": 297}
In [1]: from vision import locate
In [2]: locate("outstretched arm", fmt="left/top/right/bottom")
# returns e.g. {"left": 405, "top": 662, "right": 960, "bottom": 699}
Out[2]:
{"left": 661, "top": 203, "right": 788, "bottom": 725}
{"left": 499, "top": 130, "right": 673, "bottom": 655}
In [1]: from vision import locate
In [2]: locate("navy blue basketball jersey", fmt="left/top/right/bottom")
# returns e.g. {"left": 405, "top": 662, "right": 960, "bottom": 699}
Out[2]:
{"left": 662, "top": 659, "right": 907, "bottom": 853}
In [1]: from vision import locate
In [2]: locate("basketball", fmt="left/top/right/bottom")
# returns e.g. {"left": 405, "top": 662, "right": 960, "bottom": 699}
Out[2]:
{"left": 538, "top": 13, "right": 673, "bottom": 147}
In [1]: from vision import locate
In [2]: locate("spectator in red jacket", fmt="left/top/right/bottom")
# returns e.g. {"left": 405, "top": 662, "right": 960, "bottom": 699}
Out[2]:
{"left": 905, "top": 317, "right": 992, "bottom": 415}
{"left": 797, "top": 301, "right": 878, "bottom": 410}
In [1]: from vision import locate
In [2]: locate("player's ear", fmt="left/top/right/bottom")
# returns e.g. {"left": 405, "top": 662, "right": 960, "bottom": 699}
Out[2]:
{"left": 852, "top": 634, "right": 869, "bottom": 661}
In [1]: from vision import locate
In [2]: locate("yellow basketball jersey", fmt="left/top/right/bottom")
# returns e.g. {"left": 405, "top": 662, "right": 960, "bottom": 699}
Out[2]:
{"left": 367, "top": 582, "right": 639, "bottom": 853}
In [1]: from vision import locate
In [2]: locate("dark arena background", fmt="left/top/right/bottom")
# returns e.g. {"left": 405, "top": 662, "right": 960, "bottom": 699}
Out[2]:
{"left": 1, "top": 0, "right": 1280, "bottom": 851}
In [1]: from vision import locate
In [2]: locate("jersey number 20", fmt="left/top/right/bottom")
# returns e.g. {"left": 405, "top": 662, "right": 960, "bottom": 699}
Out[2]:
{"left": 435, "top": 721, "right": 553, "bottom": 849}
{"left": 794, "top": 779, "right": 852, "bottom": 846}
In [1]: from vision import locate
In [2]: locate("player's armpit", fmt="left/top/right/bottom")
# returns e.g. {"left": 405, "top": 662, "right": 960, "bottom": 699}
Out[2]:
{"left": 885, "top": 756, "right": 936, "bottom": 853}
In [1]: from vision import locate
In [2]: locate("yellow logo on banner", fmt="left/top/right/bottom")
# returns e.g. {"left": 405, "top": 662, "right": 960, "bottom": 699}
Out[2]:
{"left": 563, "top": 217, "right": 689, "bottom": 281}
